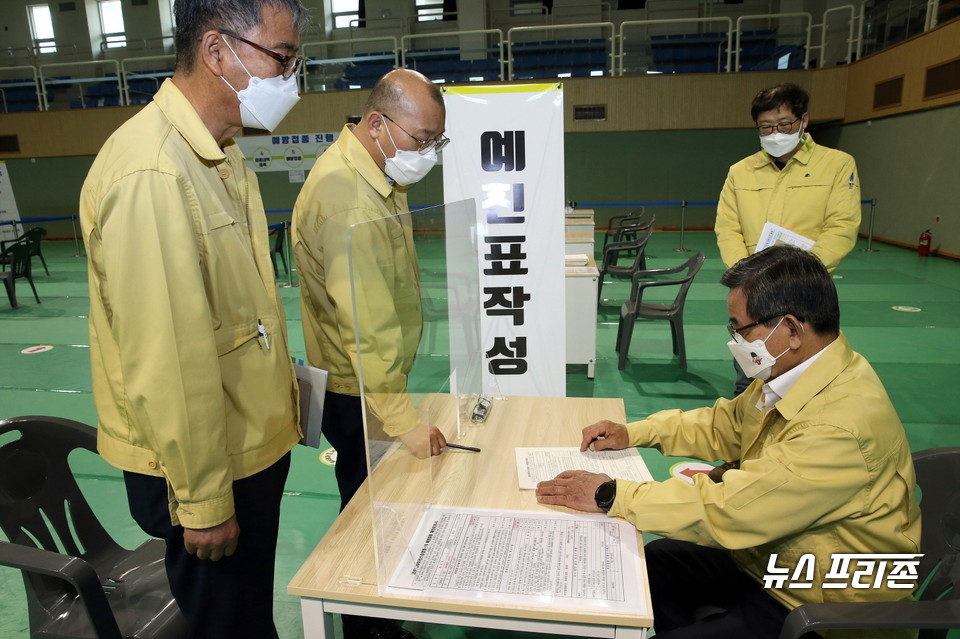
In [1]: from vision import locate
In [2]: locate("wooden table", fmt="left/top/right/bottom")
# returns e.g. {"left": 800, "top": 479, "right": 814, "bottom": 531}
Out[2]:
{"left": 289, "top": 395, "right": 652, "bottom": 639}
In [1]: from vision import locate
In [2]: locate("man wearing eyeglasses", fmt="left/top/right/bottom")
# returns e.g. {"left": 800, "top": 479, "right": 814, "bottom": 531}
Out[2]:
{"left": 716, "top": 82, "right": 861, "bottom": 396}
{"left": 292, "top": 68, "right": 447, "bottom": 639}
{"left": 79, "top": 1, "right": 306, "bottom": 637}
{"left": 537, "top": 246, "right": 919, "bottom": 639}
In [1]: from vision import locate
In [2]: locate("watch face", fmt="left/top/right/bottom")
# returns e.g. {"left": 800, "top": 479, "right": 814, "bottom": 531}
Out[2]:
{"left": 595, "top": 480, "right": 616, "bottom": 510}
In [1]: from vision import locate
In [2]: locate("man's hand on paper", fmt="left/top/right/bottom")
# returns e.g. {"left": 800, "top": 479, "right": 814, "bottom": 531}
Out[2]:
{"left": 398, "top": 420, "right": 447, "bottom": 459}
{"left": 535, "top": 470, "right": 613, "bottom": 513}
{"left": 580, "top": 420, "right": 630, "bottom": 452}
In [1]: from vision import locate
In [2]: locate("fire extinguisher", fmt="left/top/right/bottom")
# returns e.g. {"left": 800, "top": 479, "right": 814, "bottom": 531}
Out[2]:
{"left": 918, "top": 229, "right": 932, "bottom": 257}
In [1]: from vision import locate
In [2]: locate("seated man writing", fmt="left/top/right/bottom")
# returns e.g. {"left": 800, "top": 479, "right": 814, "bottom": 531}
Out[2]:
{"left": 536, "top": 245, "right": 920, "bottom": 639}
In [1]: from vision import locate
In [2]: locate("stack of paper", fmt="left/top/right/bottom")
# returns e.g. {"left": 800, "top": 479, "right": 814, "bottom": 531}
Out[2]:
{"left": 564, "top": 254, "right": 589, "bottom": 266}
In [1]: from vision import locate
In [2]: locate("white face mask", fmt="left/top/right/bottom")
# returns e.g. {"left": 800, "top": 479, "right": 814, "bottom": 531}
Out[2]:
{"left": 759, "top": 131, "right": 802, "bottom": 158}
{"left": 219, "top": 38, "right": 300, "bottom": 132}
{"left": 376, "top": 118, "right": 439, "bottom": 186}
{"left": 726, "top": 316, "right": 791, "bottom": 381}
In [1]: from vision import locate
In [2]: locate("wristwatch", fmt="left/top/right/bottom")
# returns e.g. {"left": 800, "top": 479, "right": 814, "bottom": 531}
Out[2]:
{"left": 594, "top": 480, "right": 617, "bottom": 512}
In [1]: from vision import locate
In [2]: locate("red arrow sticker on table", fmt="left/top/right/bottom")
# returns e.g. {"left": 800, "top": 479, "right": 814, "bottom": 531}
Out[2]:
{"left": 21, "top": 345, "right": 54, "bottom": 354}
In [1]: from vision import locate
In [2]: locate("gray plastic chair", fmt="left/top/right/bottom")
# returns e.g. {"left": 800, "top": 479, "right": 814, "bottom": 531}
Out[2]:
{"left": 269, "top": 222, "right": 289, "bottom": 276}
{"left": 615, "top": 251, "right": 705, "bottom": 369}
{"left": 601, "top": 207, "right": 655, "bottom": 251}
{"left": 1, "top": 227, "right": 49, "bottom": 276}
{"left": 0, "top": 415, "right": 187, "bottom": 639}
{"left": 0, "top": 239, "right": 40, "bottom": 308}
{"left": 778, "top": 447, "right": 960, "bottom": 639}
{"left": 597, "top": 226, "right": 654, "bottom": 306}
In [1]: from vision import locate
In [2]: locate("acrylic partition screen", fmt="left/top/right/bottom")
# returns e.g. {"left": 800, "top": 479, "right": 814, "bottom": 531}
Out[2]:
{"left": 347, "top": 199, "right": 491, "bottom": 593}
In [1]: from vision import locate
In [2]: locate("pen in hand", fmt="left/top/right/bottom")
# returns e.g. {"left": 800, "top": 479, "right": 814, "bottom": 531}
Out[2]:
{"left": 444, "top": 443, "right": 481, "bottom": 453}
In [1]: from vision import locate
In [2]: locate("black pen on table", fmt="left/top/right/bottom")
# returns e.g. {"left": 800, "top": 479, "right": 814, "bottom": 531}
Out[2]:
{"left": 445, "top": 442, "right": 481, "bottom": 453}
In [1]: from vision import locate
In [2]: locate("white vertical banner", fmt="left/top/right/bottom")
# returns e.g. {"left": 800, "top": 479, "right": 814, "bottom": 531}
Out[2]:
{"left": 0, "top": 161, "right": 22, "bottom": 244}
{"left": 442, "top": 83, "right": 566, "bottom": 397}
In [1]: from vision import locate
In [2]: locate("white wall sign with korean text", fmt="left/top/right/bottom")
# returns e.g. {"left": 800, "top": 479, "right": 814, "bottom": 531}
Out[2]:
{"left": 0, "top": 161, "right": 22, "bottom": 244}
{"left": 442, "top": 84, "right": 566, "bottom": 397}
{"left": 236, "top": 131, "right": 340, "bottom": 176}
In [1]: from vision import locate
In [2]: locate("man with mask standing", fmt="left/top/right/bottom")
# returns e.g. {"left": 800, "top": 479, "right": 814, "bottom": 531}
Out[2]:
{"left": 293, "top": 67, "right": 447, "bottom": 639}
{"left": 79, "top": 1, "right": 305, "bottom": 637}
{"left": 716, "top": 83, "right": 861, "bottom": 395}
{"left": 536, "top": 246, "right": 919, "bottom": 639}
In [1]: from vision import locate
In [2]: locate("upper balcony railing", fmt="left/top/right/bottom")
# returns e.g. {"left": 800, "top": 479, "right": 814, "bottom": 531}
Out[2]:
{"left": 0, "top": 4, "right": 949, "bottom": 113}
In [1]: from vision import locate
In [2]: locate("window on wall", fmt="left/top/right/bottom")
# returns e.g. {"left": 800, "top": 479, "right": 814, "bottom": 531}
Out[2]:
{"left": 99, "top": 0, "right": 127, "bottom": 49}
{"left": 511, "top": 0, "right": 546, "bottom": 16}
{"left": 416, "top": 0, "right": 445, "bottom": 22}
{"left": 332, "top": 0, "right": 360, "bottom": 28}
{"left": 27, "top": 4, "right": 57, "bottom": 54}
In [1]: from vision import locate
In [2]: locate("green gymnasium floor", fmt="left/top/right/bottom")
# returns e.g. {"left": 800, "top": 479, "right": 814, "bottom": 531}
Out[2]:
{"left": 2, "top": 231, "right": 959, "bottom": 638}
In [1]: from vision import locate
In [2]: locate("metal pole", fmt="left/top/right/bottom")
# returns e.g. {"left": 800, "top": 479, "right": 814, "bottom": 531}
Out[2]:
{"left": 674, "top": 200, "right": 691, "bottom": 252}
{"left": 860, "top": 199, "right": 879, "bottom": 252}
{"left": 281, "top": 221, "right": 298, "bottom": 288}
{"left": 71, "top": 214, "right": 85, "bottom": 258}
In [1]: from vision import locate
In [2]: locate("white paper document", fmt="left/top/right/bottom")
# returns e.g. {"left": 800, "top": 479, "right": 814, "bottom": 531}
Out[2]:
{"left": 755, "top": 222, "right": 815, "bottom": 253}
{"left": 293, "top": 359, "right": 328, "bottom": 448}
{"left": 515, "top": 447, "right": 654, "bottom": 490}
{"left": 386, "top": 506, "right": 647, "bottom": 613}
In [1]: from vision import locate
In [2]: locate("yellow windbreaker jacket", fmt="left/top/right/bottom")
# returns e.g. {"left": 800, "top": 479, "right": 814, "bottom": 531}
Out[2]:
{"left": 611, "top": 334, "right": 920, "bottom": 637}
{"left": 292, "top": 125, "right": 422, "bottom": 436}
{"left": 80, "top": 80, "right": 300, "bottom": 529}
{"left": 715, "top": 135, "right": 861, "bottom": 272}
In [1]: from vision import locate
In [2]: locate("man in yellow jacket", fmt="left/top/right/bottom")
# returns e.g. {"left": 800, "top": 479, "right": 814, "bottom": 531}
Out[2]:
{"left": 537, "top": 246, "right": 920, "bottom": 639}
{"left": 79, "top": 1, "right": 305, "bottom": 637}
{"left": 293, "top": 66, "right": 449, "bottom": 639}
{"left": 716, "top": 83, "right": 861, "bottom": 395}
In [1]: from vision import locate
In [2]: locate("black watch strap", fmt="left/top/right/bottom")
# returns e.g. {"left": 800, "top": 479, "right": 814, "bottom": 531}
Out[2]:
{"left": 594, "top": 480, "right": 617, "bottom": 512}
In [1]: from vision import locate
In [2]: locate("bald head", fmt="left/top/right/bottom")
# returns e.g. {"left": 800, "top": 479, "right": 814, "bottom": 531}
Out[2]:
{"left": 365, "top": 68, "right": 444, "bottom": 119}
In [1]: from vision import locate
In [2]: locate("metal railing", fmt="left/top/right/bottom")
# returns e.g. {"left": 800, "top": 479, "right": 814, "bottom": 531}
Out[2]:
{"left": 0, "top": 65, "right": 44, "bottom": 113}
{"left": 120, "top": 54, "right": 175, "bottom": 105}
{"left": 618, "top": 17, "right": 734, "bottom": 75}
{"left": 300, "top": 36, "right": 399, "bottom": 92}
{"left": 506, "top": 22, "right": 615, "bottom": 80}
{"left": 809, "top": 5, "right": 859, "bottom": 67}
{"left": 400, "top": 29, "right": 505, "bottom": 82}
{"left": 1, "top": 4, "right": 948, "bottom": 110}
{"left": 735, "top": 12, "right": 813, "bottom": 71}
{"left": 38, "top": 59, "right": 122, "bottom": 110}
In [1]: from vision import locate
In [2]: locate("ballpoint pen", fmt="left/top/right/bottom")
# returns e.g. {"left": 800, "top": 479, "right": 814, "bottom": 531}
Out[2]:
{"left": 445, "top": 442, "right": 481, "bottom": 453}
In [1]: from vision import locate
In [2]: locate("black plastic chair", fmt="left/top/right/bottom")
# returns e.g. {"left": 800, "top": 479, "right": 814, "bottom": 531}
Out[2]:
{"left": 615, "top": 251, "right": 704, "bottom": 369}
{"left": 602, "top": 208, "right": 656, "bottom": 251}
{"left": 778, "top": 447, "right": 960, "bottom": 639}
{"left": 0, "top": 239, "right": 40, "bottom": 308}
{"left": 269, "top": 223, "right": 289, "bottom": 277}
{"left": 1, "top": 227, "right": 49, "bottom": 275}
{"left": 597, "top": 226, "right": 654, "bottom": 306}
{"left": 0, "top": 415, "right": 187, "bottom": 639}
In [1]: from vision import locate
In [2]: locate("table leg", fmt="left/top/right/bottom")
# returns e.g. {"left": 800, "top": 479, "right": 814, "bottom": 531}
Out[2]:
{"left": 301, "top": 598, "right": 335, "bottom": 639}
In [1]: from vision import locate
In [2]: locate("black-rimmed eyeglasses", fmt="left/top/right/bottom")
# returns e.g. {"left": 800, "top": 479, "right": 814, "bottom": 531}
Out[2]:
{"left": 755, "top": 116, "right": 802, "bottom": 136}
{"left": 727, "top": 315, "right": 783, "bottom": 339}
{"left": 219, "top": 29, "right": 304, "bottom": 80}
{"left": 382, "top": 113, "right": 450, "bottom": 154}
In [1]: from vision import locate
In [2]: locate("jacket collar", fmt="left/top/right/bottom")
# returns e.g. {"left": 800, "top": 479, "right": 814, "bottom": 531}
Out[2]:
{"left": 337, "top": 123, "right": 396, "bottom": 199}
{"left": 153, "top": 79, "right": 228, "bottom": 162}
{"left": 774, "top": 331, "right": 853, "bottom": 420}
{"left": 750, "top": 133, "right": 817, "bottom": 169}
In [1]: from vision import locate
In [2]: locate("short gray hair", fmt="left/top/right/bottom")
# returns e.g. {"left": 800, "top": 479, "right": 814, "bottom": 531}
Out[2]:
{"left": 174, "top": 0, "right": 308, "bottom": 72}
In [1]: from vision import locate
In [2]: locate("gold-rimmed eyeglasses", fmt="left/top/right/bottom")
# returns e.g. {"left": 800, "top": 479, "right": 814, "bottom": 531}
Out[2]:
{"left": 219, "top": 29, "right": 304, "bottom": 80}
{"left": 382, "top": 113, "right": 450, "bottom": 154}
